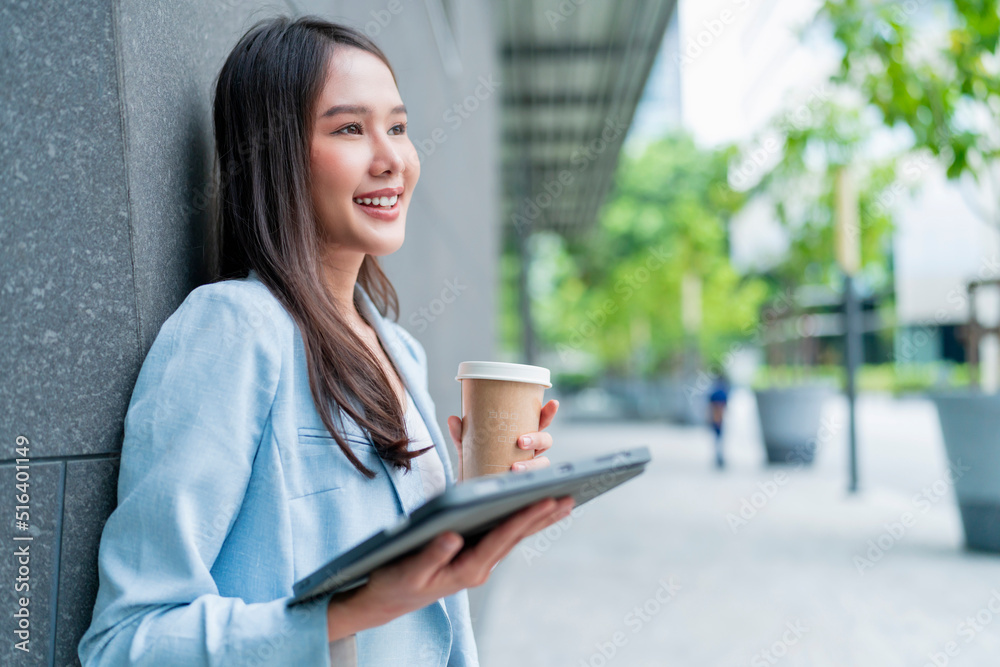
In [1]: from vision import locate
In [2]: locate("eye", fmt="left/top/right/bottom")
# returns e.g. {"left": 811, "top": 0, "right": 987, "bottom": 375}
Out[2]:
{"left": 334, "top": 122, "right": 362, "bottom": 135}
{"left": 389, "top": 122, "right": 407, "bottom": 136}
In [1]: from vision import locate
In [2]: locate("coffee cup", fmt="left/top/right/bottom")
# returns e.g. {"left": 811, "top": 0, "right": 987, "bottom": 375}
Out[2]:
{"left": 455, "top": 361, "right": 552, "bottom": 480}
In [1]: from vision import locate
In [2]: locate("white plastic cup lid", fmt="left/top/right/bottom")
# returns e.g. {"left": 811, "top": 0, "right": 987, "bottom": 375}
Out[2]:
{"left": 455, "top": 361, "right": 552, "bottom": 387}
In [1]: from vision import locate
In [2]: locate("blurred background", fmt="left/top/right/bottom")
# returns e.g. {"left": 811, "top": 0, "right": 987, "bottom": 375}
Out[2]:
{"left": 2, "top": 0, "right": 1000, "bottom": 665}
{"left": 483, "top": 1, "right": 1000, "bottom": 666}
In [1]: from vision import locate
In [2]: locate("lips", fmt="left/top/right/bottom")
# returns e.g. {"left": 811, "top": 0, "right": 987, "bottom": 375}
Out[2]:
{"left": 355, "top": 186, "right": 404, "bottom": 200}
{"left": 353, "top": 193, "right": 402, "bottom": 221}
{"left": 352, "top": 186, "right": 404, "bottom": 221}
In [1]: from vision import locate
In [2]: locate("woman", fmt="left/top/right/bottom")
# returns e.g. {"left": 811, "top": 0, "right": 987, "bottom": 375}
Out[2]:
{"left": 79, "top": 15, "right": 573, "bottom": 666}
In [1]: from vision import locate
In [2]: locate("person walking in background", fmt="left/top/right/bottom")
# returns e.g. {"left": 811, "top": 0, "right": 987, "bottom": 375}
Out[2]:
{"left": 708, "top": 373, "right": 730, "bottom": 469}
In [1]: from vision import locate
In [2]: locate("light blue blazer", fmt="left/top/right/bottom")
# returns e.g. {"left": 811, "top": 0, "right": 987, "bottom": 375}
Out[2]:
{"left": 78, "top": 269, "right": 479, "bottom": 666}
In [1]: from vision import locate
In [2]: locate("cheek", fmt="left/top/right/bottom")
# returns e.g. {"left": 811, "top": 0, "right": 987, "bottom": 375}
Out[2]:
{"left": 311, "top": 147, "right": 365, "bottom": 195}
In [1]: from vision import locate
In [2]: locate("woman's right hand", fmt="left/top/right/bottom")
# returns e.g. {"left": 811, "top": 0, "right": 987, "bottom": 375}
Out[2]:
{"left": 326, "top": 495, "right": 575, "bottom": 641}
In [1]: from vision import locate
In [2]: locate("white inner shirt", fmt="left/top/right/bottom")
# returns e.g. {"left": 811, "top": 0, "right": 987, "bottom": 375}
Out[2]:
{"left": 403, "top": 387, "right": 447, "bottom": 500}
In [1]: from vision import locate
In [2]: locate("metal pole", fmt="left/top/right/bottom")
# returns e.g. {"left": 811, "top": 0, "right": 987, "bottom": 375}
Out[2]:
{"left": 968, "top": 284, "right": 979, "bottom": 389}
{"left": 845, "top": 274, "right": 861, "bottom": 493}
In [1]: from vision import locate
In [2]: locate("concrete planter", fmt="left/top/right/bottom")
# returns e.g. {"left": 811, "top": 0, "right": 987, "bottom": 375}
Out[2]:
{"left": 930, "top": 393, "right": 1000, "bottom": 553}
{"left": 754, "top": 386, "right": 833, "bottom": 465}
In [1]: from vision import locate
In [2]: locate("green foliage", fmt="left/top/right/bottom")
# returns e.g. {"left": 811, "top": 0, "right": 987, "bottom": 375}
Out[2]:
{"left": 507, "top": 133, "right": 767, "bottom": 377}
{"left": 753, "top": 362, "right": 970, "bottom": 393}
{"left": 742, "top": 0, "right": 998, "bottom": 375}
{"left": 820, "top": 0, "right": 1000, "bottom": 181}
{"left": 745, "top": 0, "right": 999, "bottom": 305}
{"left": 751, "top": 364, "right": 843, "bottom": 390}
{"left": 498, "top": 250, "right": 522, "bottom": 355}
{"left": 751, "top": 98, "right": 903, "bottom": 292}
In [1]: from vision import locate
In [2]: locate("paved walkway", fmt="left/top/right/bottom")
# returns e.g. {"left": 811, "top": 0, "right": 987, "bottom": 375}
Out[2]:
{"left": 474, "top": 389, "right": 1000, "bottom": 667}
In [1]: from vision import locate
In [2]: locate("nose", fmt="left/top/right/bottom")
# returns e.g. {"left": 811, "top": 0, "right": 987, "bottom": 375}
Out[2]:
{"left": 369, "top": 132, "right": 405, "bottom": 177}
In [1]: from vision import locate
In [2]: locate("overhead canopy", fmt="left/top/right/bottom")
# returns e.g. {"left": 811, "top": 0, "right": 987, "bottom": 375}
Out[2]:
{"left": 497, "top": 0, "right": 678, "bottom": 239}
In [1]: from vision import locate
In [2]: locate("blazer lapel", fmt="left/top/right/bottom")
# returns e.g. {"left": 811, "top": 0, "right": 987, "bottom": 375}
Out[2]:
{"left": 354, "top": 284, "right": 456, "bottom": 517}
{"left": 403, "top": 383, "right": 457, "bottom": 486}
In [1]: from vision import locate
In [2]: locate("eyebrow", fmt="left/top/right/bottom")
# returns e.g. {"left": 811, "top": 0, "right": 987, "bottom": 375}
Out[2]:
{"left": 320, "top": 104, "right": 407, "bottom": 118}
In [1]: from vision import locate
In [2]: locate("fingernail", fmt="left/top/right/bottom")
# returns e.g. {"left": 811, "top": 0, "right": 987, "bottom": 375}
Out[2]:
{"left": 520, "top": 436, "right": 532, "bottom": 448}
{"left": 513, "top": 463, "right": 525, "bottom": 471}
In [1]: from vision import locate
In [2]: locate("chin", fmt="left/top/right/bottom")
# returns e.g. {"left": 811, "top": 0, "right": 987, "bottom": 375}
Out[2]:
{"left": 366, "top": 234, "right": 406, "bottom": 257}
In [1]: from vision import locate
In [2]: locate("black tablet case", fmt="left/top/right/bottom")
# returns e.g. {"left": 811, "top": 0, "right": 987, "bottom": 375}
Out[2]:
{"left": 289, "top": 446, "right": 651, "bottom": 606}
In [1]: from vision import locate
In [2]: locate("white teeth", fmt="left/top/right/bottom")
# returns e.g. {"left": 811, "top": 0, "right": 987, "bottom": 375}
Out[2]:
{"left": 353, "top": 194, "right": 400, "bottom": 207}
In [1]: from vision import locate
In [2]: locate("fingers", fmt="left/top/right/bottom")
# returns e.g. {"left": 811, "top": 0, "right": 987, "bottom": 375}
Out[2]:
{"left": 516, "top": 430, "right": 553, "bottom": 455}
{"left": 447, "top": 416, "right": 463, "bottom": 447}
{"left": 405, "top": 531, "right": 464, "bottom": 589}
{"left": 520, "top": 496, "right": 575, "bottom": 537}
{"left": 447, "top": 417, "right": 465, "bottom": 482}
{"left": 448, "top": 498, "right": 559, "bottom": 585}
{"left": 515, "top": 399, "right": 557, "bottom": 459}
{"left": 481, "top": 496, "right": 573, "bottom": 563}
{"left": 538, "top": 399, "right": 559, "bottom": 430}
{"left": 512, "top": 455, "right": 550, "bottom": 472}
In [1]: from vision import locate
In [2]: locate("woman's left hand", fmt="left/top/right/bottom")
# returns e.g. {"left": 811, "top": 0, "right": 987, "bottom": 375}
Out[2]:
{"left": 508, "top": 398, "right": 558, "bottom": 472}
{"left": 447, "top": 399, "right": 559, "bottom": 481}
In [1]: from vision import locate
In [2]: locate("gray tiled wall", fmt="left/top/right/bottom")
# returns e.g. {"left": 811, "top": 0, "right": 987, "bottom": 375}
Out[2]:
{"left": 1, "top": 1, "right": 498, "bottom": 664}
{"left": 0, "top": 0, "right": 139, "bottom": 460}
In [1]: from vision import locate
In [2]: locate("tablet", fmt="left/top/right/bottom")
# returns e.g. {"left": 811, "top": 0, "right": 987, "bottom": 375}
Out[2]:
{"left": 288, "top": 446, "right": 651, "bottom": 606}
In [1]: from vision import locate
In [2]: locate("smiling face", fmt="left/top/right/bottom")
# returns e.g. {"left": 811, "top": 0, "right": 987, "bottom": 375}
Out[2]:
{"left": 309, "top": 45, "right": 420, "bottom": 265}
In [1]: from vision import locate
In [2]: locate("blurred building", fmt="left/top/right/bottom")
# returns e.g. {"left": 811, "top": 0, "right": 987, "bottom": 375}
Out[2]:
{"left": 892, "top": 164, "right": 999, "bottom": 366}
{"left": 496, "top": 0, "right": 678, "bottom": 363}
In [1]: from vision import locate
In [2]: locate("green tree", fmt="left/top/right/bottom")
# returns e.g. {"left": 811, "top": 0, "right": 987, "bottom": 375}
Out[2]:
{"left": 512, "top": 133, "right": 766, "bottom": 378}
{"left": 821, "top": 0, "right": 1000, "bottom": 223}
{"left": 750, "top": 99, "right": 902, "bottom": 293}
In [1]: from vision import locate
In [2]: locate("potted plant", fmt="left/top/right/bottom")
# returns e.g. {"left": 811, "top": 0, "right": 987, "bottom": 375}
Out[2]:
{"left": 752, "top": 365, "right": 838, "bottom": 465}
{"left": 931, "top": 390, "right": 1000, "bottom": 552}
{"left": 930, "top": 281, "right": 1000, "bottom": 552}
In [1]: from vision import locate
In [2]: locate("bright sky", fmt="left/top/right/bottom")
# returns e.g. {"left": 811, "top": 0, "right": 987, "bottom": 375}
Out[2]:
{"left": 680, "top": 0, "right": 838, "bottom": 147}
{"left": 629, "top": 0, "right": 837, "bottom": 151}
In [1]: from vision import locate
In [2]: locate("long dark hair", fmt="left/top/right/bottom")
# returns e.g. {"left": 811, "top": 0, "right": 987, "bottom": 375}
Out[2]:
{"left": 207, "top": 15, "right": 431, "bottom": 478}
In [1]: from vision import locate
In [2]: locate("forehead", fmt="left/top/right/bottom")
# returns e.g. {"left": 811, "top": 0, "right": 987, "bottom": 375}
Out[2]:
{"left": 315, "top": 45, "right": 400, "bottom": 110}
